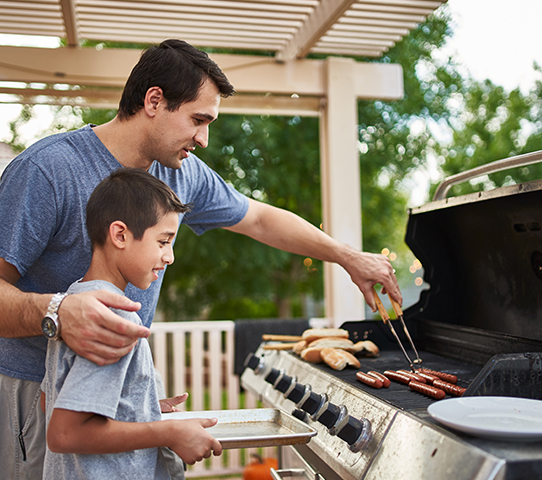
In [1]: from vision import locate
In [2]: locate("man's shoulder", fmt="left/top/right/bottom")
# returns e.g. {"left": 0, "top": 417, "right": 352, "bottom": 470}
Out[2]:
{"left": 7, "top": 126, "right": 95, "bottom": 175}
{"left": 21, "top": 126, "right": 92, "bottom": 156}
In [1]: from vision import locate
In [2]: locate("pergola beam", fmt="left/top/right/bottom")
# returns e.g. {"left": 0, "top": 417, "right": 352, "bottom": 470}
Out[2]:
{"left": 0, "top": 45, "right": 402, "bottom": 100}
{"left": 59, "top": 0, "right": 79, "bottom": 47}
{"left": 277, "top": 0, "right": 357, "bottom": 60}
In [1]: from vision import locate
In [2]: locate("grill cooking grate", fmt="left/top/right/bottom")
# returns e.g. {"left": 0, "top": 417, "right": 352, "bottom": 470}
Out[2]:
{"left": 305, "top": 350, "right": 480, "bottom": 411}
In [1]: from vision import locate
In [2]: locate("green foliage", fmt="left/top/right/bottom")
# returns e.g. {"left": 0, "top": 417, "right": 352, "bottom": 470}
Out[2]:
{"left": 7, "top": 7, "right": 542, "bottom": 319}
{"left": 356, "top": 7, "right": 462, "bottom": 284}
{"left": 160, "top": 114, "right": 324, "bottom": 320}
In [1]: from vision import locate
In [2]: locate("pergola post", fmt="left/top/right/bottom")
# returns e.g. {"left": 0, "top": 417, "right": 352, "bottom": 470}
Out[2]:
{"left": 320, "top": 56, "right": 364, "bottom": 326}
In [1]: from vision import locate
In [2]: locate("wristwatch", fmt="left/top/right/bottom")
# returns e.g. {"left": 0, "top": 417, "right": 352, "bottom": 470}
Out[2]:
{"left": 41, "top": 292, "right": 68, "bottom": 340}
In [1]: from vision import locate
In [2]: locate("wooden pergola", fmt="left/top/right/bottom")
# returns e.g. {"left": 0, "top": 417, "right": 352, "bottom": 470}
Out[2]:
{"left": 0, "top": 0, "right": 445, "bottom": 325}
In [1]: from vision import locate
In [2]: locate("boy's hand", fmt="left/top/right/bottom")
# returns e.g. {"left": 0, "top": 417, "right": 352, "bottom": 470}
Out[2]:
{"left": 165, "top": 418, "right": 223, "bottom": 464}
{"left": 59, "top": 290, "right": 150, "bottom": 366}
{"left": 160, "top": 393, "right": 189, "bottom": 413}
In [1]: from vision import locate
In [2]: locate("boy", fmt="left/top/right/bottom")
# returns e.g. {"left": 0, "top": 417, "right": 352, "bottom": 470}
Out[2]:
{"left": 41, "top": 168, "right": 222, "bottom": 479}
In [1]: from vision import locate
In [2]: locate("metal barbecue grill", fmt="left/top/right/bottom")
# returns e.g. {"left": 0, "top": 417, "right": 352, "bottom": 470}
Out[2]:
{"left": 241, "top": 152, "right": 542, "bottom": 480}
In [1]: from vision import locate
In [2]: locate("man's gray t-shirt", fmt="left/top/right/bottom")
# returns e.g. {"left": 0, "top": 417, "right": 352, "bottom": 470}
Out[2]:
{"left": 0, "top": 125, "right": 249, "bottom": 382}
{"left": 42, "top": 279, "right": 170, "bottom": 480}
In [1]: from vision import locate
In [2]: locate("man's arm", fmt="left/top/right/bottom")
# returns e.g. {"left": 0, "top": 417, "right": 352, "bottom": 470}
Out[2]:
{"left": 47, "top": 408, "right": 222, "bottom": 465}
{"left": 0, "top": 258, "right": 150, "bottom": 366}
{"left": 225, "top": 199, "right": 402, "bottom": 311}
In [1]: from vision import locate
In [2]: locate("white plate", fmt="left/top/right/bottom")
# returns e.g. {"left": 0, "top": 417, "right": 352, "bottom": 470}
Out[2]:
{"left": 427, "top": 396, "right": 542, "bottom": 441}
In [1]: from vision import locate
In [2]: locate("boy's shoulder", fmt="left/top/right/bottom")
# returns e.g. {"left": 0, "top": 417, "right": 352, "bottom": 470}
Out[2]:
{"left": 66, "top": 279, "right": 142, "bottom": 326}
{"left": 67, "top": 278, "right": 122, "bottom": 296}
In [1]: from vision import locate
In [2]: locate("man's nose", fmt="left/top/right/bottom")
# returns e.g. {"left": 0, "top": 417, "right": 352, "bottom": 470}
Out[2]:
{"left": 194, "top": 125, "right": 209, "bottom": 149}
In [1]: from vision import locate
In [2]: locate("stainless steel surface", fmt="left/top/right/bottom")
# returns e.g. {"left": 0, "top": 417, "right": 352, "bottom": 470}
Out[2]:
{"left": 432, "top": 150, "right": 542, "bottom": 201}
{"left": 242, "top": 347, "right": 542, "bottom": 480}
{"left": 161, "top": 408, "right": 316, "bottom": 449}
{"left": 363, "top": 412, "right": 506, "bottom": 480}
{"left": 271, "top": 468, "right": 314, "bottom": 480}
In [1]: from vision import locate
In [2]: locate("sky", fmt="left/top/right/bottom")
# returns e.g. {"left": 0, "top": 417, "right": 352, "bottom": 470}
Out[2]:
{"left": 1, "top": 0, "right": 542, "bottom": 143}
{"left": 443, "top": 0, "right": 542, "bottom": 92}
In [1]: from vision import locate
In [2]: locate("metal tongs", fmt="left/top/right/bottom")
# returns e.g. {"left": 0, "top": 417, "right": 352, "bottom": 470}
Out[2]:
{"left": 372, "top": 287, "right": 422, "bottom": 371}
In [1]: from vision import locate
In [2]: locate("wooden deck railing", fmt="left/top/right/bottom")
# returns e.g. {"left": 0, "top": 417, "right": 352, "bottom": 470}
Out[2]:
{"left": 150, "top": 321, "right": 275, "bottom": 478}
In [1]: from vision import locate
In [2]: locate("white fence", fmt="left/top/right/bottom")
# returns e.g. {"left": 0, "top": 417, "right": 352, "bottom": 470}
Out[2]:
{"left": 150, "top": 321, "right": 276, "bottom": 478}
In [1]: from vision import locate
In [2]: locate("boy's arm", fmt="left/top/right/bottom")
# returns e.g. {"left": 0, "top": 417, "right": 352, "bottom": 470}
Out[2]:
{"left": 47, "top": 408, "right": 222, "bottom": 465}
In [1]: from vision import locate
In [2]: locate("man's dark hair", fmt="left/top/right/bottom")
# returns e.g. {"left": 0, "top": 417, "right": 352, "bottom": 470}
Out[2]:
{"left": 118, "top": 39, "right": 235, "bottom": 119}
{"left": 86, "top": 168, "right": 189, "bottom": 248}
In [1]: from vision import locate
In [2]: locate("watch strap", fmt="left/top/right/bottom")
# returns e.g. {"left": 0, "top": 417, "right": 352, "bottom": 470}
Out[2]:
{"left": 47, "top": 292, "right": 68, "bottom": 317}
{"left": 44, "top": 292, "right": 68, "bottom": 340}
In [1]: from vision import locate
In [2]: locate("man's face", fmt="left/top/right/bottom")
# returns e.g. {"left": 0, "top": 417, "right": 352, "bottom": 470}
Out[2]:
{"left": 147, "top": 79, "right": 220, "bottom": 169}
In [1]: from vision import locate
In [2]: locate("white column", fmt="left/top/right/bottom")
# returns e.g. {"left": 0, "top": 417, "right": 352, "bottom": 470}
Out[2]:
{"left": 320, "top": 56, "right": 364, "bottom": 326}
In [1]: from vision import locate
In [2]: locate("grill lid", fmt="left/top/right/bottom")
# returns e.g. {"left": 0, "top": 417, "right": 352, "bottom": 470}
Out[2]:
{"left": 405, "top": 175, "right": 542, "bottom": 343}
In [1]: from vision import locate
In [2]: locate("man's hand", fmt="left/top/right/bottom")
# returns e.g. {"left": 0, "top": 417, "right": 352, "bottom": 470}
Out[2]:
{"left": 59, "top": 290, "right": 149, "bottom": 366}
{"left": 166, "top": 418, "right": 223, "bottom": 464}
{"left": 339, "top": 246, "right": 402, "bottom": 312}
{"left": 160, "top": 393, "right": 189, "bottom": 413}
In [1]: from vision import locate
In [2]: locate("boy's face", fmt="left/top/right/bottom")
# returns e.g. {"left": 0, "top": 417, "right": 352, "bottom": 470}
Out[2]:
{"left": 123, "top": 211, "right": 179, "bottom": 290}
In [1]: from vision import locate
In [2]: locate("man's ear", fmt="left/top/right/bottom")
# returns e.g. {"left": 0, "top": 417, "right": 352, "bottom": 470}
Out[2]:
{"left": 109, "top": 221, "right": 129, "bottom": 249}
{"left": 144, "top": 86, "right": 164, "bottom": 117}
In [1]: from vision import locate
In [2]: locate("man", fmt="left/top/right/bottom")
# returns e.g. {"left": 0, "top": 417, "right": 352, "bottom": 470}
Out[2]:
{"left": 0, "top": 39, "right": 401, "bottom": 479}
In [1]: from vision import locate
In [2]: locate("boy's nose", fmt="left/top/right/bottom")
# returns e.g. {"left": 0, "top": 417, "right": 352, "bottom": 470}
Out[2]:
{"left": 163, "top": 246, "right": 174, "bottom": 265}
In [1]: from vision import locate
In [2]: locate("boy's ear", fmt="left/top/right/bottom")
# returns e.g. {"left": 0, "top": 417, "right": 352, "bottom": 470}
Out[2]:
{"left": 109, "top": 221, "right": 129, "bottom": 249}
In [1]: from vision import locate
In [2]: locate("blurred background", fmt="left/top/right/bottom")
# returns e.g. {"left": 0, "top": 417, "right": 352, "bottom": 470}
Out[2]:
{"left": 1, "top": 0, "right": 542, "bottom": 321}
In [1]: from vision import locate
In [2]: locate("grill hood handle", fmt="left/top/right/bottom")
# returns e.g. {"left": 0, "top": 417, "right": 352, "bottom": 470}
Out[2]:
{"left": 433, "top": 150, "right": 542, "bottom": 201}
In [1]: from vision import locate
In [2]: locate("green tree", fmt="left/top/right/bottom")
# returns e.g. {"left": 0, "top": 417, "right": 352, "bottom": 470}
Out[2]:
{"left": 160, "top": 114, "right": 324, "bottom": 320}
{"left": 7, "top": 6, "right": 542, "bottom": 320}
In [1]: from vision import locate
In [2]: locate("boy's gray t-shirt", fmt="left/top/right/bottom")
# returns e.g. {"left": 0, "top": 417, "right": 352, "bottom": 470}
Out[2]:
{"left": 0, "top": 124, "right": 249, "bottom": 382}
{"left": 42, "top": 279, "right": 170, "bottom": 480}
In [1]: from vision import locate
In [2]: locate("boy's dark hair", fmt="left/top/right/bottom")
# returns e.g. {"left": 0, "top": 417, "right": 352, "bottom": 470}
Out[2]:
{"left": 87, "top": 168, "right": 188, "bottom": 248}
{"left": 118, "top": 39, "right": 235, "bottom": 120}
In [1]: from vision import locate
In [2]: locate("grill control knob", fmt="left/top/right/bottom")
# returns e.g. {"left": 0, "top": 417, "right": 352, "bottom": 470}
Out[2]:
{"left": 337, "top": 416, "right": 372, "bottom": 453}
{"left": 300, "top": 391, "right": 325, "bottom": 416}
{"left": 264, "top": 368, "right": 281, "bottom": 385}
{"left": 318, "top": 402, "right": 342, "bottom": 429}
{"left": 291, "top": 408, "right": 308, "bottom": 423}
{"left": 275, "top": 374, "right": 294, "bottom": 394}
{"left": 286, "top": 383, "right": 306, "bottom": 404}
{"left": 243, "top": 353, "right": 264, "bottom": 373}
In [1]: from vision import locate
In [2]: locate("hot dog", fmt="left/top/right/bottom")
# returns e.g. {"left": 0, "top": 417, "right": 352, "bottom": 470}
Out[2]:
{"left": 383, "top": 370, "right": 412, "bottom": 385}
{"left": 432, "top": 379, "right": 466, "bottom": 397}
{"left": 397, "top": 369, "right": 427, "bottom": 384}
{"left": 416, "top": 371, "right": 439, "bottom": 384}
{"left": 367, "top": 371, "right": 391, "bottom": 388}
{"left": 409, "top": 380, "right": 446, "bottom": 400}
{"left": 356, "top": 371, "right": 383, "bottom": 389}
{"left": 418, "top": 368, "right": 457, "bottom": 384}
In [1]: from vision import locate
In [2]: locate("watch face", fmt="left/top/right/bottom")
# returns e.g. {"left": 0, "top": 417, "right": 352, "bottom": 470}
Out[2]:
{"left": 42, "top": 317, "right": 57, "bottom": 339}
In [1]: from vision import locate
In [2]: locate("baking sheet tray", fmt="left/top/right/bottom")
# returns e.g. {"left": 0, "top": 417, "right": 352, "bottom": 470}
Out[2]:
{"left": 161, "top": 408, "right": 317, "bottom": 449}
